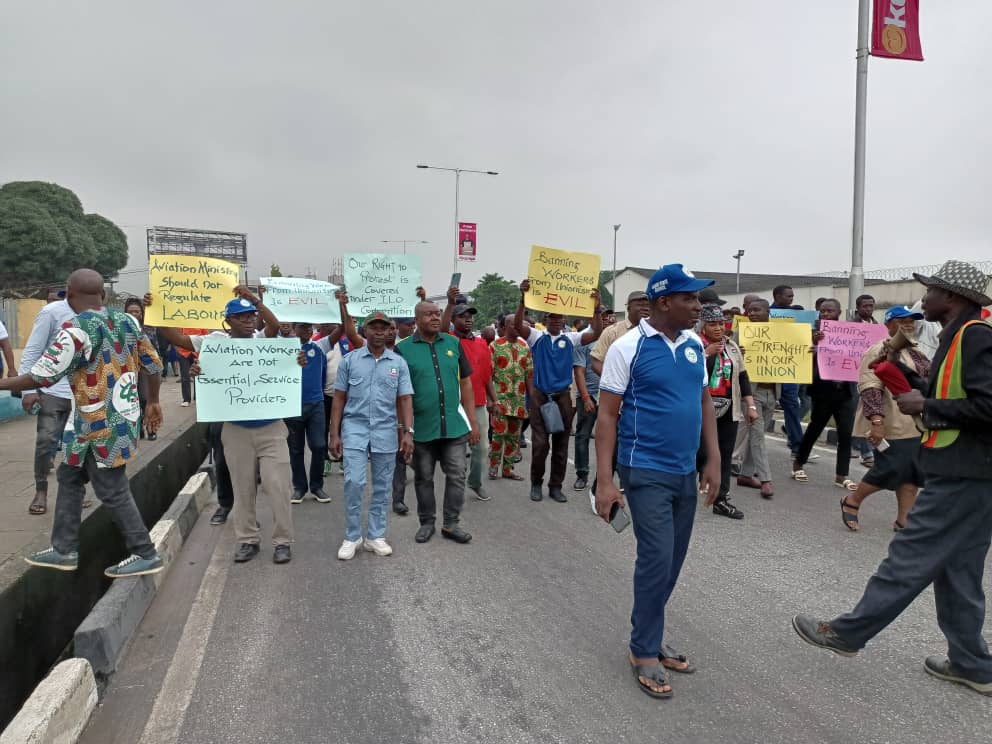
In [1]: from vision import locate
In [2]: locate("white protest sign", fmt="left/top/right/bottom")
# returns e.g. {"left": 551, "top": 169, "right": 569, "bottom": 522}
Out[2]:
{"left": 343, "top": 253, "right": 421, "bottom": 317}
{"left": 260, "top": 277, "right": 341, "bottom": 324}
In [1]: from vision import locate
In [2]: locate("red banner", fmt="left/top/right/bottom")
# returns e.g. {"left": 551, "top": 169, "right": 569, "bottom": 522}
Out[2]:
{"left": 871, "top": 0, "right": 923, "bottom": 61}
{"left": 457, "top": 222, "right": 477, "bottom": 262}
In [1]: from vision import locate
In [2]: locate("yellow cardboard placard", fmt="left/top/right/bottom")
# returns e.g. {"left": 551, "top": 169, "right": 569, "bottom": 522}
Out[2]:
{"left": 525, "top": 245, "right": 601, "bottom": 317}
{"left": 738, "top": 321, "right": 812, "bottom": 384}
{"left": 145, "top": 254, "right": 241, "bottom": 329}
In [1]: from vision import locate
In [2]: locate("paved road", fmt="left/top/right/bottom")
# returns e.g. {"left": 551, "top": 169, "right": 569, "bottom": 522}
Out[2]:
{"left": 83, "top": 434, "right": 992, "bottom": 744}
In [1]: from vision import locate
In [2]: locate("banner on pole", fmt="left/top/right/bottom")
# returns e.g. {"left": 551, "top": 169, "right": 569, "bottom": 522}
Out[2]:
{"left": 458, "top": 223, "right": 477, "bottom": 262}
{"left": 195, "top": 337, "right": 302, "bottom": 422}
{"left": 525, "top": 245, "right": 601, "bottom": 317}
{"left": 343, "top": 253, "right": 421, "bottom": 318}
{"left": 260, "top": 277, "right": 341, "bottom": 324}
{"left": 871, "top": 0, "right": 923, "bottom": 61}
{"left": 146, "top": 254, "right": 240, "bottom": 329}
{"left": 817, "top": 320, "right": 890, "bottom": 382}
{"left": 738, "top": 322, "right": 813, "bottom": 384}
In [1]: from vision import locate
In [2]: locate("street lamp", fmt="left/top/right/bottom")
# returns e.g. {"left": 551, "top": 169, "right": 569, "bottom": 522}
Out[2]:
{"left": 612, "top": 224, "right": 621, "bottom": 308}
{"left": 381, "top": 239, "right": 428, "bottom": 255}
{"left": 733, "top": 250, "right": 745, "bottom": 294}
{"left": 416, "top": 164, "right": 499, "bottom": 273}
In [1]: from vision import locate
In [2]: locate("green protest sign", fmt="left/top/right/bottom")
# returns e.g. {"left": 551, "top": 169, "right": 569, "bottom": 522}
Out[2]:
{"left": 343, "top": 253, "right": 421, "bottom": 317}
{"left": 194, "top": 337, "right": 301, "bottom": 422}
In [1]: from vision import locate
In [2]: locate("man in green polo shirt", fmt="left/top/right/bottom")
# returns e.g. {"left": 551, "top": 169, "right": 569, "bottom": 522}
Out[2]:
{"left": 396, "top": 300, "right": 480, "bottom": 544}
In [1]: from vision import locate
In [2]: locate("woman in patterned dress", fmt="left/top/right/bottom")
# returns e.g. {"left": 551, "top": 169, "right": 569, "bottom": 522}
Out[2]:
{"left": 489, "top": 313, "right": 532, "bottom": 480}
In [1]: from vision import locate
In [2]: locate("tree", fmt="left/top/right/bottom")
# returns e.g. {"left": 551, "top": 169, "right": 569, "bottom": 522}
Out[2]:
{"left": 598, "top": 270, "right": 614, "bottom": 312}
{"left": 269, "top": 263, "right": 283, "bottom": 277}
{"left": 468, "top": 273, "right": 520, "bottom": 326}
{"left": 0, "top": 181, "right": 129, "bottom": 293}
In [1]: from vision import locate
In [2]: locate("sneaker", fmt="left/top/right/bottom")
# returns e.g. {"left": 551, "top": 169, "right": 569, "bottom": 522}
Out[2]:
{"left": 273, "top": 545, "right": 292, "bottom": 564}
{"left": 573, "top": 477, "right": 588, "bottom": 491}
{"left": 924, "top": 656, "right": 992, "bottom": 696}
{"left": 290, "top": 489, "right": 306, "bottom": 504}
{"left": 105, "top": 553, "right": 164, "bottom": 579}
{"left": 471, "top": 486, "right": 491, "bottom": 502}
{"left": 808, "top": 453, "right": 820, "bottom": 461}
{"left": 180, "top": 401, "right": 191, "bottom": 408}
{"left": 310, "top": 488, "right": 332, "bottom": 503}
{"left": 712, "top": 499, "right": 744, "bottom": 520}
{"left": 791, "top": 615, "right": 858, "bottom": 657}
{"left": 24, "top": 547, "right": 79, "bottom": 572}
{"left": 364, "top": 538, "right": 393, "bottom": 556}
{"left": 337, "top": 539, "right": 362, "bottom": 560}
{"left": 209, "top": 506, "right": 230, "bottom": 525}
{"left": 234, "top": 543, "right": 260, "bottom": 562}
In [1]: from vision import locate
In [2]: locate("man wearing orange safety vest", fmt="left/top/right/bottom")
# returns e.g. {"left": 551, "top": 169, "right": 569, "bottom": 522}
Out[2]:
{"left": 792, "top": 260, "right": 992, "bottom": 697}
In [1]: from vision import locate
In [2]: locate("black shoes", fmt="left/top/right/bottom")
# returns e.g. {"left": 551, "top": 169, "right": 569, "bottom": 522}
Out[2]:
{"left": 441, "top": 525, "right": 472, "bottom": 544}
{"left": 273, "top": 545, "right": 292, "bottom": 564}
{"left": 290, "top": 490, "right": 306, "bottom": 505}
{"left": 573, "top": 477, "right": 588, "bottom": 491}
{"left": 415, "top": 524, "right": 435, "bottom": 543}
{"left": 310, "top": 488, "right": 332, "bottom": 503}
{"left": 791, "top": 615, "right": 858, "bottom": 657}
{"left": 234, "top": 543, "right": 260, "bottom": 563}
{"left": 530, "top": 484, "right": 543, "bottom": 502}
{"left": 923, "top": 656, "right": 992, "bottom": 696}
{"left": 393, "top": 501, "right": 409, "bottom": 516}
{"left": 712, "top": 498, "right": 744, "bottom": 520}
{"left": 548, "top": 486, "right": 567, "bottom": 503}
{"left": 210, "top": 506, "right": 230, "bottom": 525}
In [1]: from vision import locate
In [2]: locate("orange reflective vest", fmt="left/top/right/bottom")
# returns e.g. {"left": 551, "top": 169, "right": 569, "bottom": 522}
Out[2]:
{"left": 922, "top": 320, "right": 992, "bottom": 449}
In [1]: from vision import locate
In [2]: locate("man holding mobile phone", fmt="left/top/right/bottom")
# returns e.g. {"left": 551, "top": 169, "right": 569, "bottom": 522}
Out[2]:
{"left": 596, "top": 264, "right": 721, "bottom": 700}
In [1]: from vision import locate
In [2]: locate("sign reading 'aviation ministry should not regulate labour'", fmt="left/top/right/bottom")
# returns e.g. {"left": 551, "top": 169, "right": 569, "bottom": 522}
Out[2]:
{"left": 738, "top": 321, "right": 813, "bottom": 384}
{"left": 146, "top": 255, "right": 241, "bottom": 329}
{"left": 260, "top": 277, "right": 341, "bottom": 324}
{"left": 525, "top": 245, "right": 600, "bottom": 317}
{"left": 343, "top": 253, "right": 422, "bottom": 317}
{"left": 194, "top": 337, "right": 302, "bottom": 422}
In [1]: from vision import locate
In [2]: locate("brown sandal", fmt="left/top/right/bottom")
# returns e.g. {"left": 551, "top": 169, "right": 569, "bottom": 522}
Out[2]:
{"left": 502, "top": 471, "right": 525, "bottom": 481}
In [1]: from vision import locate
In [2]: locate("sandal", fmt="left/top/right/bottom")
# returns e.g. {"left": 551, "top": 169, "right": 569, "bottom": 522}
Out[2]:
{"left": 660, "top": 643, "right": 696, "bottom": 674}
{"left": 502, "top": 471, "right": 525, "bottom": 481}
{"left": 834, "top": 479, "right": 858, "bottom": 491}
{"left": 28, "top": 499, "right": 47, "bottom": 515}
{"left": 488, "top": 466, "right": 499, "bottom": 480}
{"left": 791, "top": 469, "right": 809, "bottom": 483}
{"left": 840, "top": 497, "right": 860, "bottom": 531}
{"left": 628, "top": 654, "right": 673, "bottom": 699}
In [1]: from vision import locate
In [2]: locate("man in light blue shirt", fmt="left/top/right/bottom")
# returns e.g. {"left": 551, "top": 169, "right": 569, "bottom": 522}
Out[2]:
{"left": 18, "top": 297, "right": 76, "bottom": 516}
{"left": 329, "top": 312, "right": 415, "bottom": 560}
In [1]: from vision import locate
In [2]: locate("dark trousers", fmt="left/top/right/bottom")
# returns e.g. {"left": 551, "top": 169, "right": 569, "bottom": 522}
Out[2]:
{"left": 412, "top": 436, "right": 468, "bottom": 527}
{"left": 573, "top": 398, "right": 598, "bottom": 479}
{"left": 323, "top": 394, "right": 334, "bottom": 460}
{"left": 696, "top": 411, "right": 738, "bottom": 500}
{"left": 208, "top": 422, "right": 234, "bottom": 510}
{"left": 832, "top": 476, "right": 992, "bottom": 683}
{"left": 34, "top": 394, "right": 72, "bottom": 491}
{"left": 796, "top": 386, "right": 855, "bottom": 477}
{"left": 285, "top": 400, "right": 327, "bottom": 493}
{"left": 178, "top": 354, "right": 195, "bottom": 404}
{"left": 52, "top": 453, "right": 155, "bottom": 559}
{"left": 529, "top": 389, "right": 575, "bottom": 488}
{"left": 619, "top": 466, "right": 697, "bottom": 659}
{"left": 393, "top": 450, "right": 407, "bottom": 505}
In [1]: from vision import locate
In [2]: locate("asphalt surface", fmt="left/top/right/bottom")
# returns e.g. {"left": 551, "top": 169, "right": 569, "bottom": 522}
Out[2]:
{"left": 83, "top": 434, "right": 992, "bottom": 744}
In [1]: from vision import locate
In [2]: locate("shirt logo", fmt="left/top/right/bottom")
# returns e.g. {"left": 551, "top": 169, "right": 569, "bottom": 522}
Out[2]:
{"left": 557, "top": 340, "right": 566, "bottom": 349}
{"left": 389, "top": 367, "right": 399, "bottom": 377}
{"left": 112, "top": 372, "right": 141, "bottom": 422}
{"left": 684, "top": 347, "right": 699, "bottom": 364}
{"left": 306, "top": 349, "right": 315, "bottom": 358}
{"left": 447, "top": 350, "right": 454, "bottom": 357}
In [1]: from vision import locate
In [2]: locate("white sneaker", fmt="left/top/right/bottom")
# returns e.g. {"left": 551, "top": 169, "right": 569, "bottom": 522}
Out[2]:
{"left": 588, "top": 488, "right": 597, "bottom": 516}
{"left": 180, "top": 401, "right": 191, "bottom": 408}
{"left": 337, "top": 539, "right": 362, "bottom": 560}
{"left": 364, "top": 538, "right": 393, "bottom": 557}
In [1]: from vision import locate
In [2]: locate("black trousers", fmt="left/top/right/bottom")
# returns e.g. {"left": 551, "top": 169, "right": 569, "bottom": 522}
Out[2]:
{"left": 208, "top": 422, "right": 234, "bottom": 510}
{"left": 796, "top": 385, "right": 856, "bottom": 478}
{"left": 696, "top": 412, "right": 738, "bottom": 500}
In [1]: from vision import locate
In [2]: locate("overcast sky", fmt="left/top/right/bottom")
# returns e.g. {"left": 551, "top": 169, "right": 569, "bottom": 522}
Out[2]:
{"left": 2, "top": 2, "right": 989, "bottom": 296}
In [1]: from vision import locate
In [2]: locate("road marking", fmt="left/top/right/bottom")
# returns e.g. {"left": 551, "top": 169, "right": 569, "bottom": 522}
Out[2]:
{"left": 138, "top": 528, "right": 234, "bottom": 744}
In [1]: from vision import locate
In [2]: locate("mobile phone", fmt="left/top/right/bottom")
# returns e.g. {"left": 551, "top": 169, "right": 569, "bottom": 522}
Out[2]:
{"left": 450, "top": 272, "right": 462, "bottom": 289}
{"left": 609, "top": 502, "right": 631, "bottom": 533}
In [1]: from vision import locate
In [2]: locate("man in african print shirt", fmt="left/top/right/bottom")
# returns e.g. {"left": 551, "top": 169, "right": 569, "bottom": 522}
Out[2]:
{"left": 0, "top": 270, "right": 166, "bottom": 579}
{"left": 488, "top": 313, "right": 532, "bottom": 481}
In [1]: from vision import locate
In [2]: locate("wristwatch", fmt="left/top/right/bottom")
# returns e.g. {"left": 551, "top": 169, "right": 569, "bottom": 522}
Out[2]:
{"left": 399, "top": 424, "right": 414, "bottom": 435}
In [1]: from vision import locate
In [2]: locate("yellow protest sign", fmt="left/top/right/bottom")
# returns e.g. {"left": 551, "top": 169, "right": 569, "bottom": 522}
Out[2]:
{"left": 731, "top": 315, "right": 748, "bottom": 334}
{"left": 525, "top": 245, "right": 601, "bottom": 317}
{"left": 738, "top": 322, "right": 812, "bottom": 384}
{"left": 145, "top": 254, "right": 241, "bottom": 329}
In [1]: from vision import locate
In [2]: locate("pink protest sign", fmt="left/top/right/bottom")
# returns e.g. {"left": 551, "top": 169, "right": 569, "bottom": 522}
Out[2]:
{"left": 817, "top": 320, "right": 890, "bottom": 382}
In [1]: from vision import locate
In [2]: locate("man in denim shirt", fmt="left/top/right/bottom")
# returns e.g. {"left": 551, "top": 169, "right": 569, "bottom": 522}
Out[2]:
{"left": 329, "top": 312, "right": 414, "bottom": 560}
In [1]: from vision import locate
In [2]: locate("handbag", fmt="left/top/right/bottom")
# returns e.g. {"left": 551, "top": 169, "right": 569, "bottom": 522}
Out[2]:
{"left": 711, "top": 396, "right": 731, "bottom": 419}
{"left": 539, "top": 398, "right": 565, "bottom": 433}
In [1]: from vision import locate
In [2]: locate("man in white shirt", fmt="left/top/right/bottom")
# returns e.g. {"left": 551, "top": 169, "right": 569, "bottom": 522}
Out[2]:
{"left": 0, "top": 318, "right": 15, "bottom": 378}
{"left": 18, "top": 298, "right": 77, "bottom": 515}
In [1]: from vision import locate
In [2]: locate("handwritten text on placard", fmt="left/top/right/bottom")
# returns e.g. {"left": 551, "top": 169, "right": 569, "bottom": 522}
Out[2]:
{"left": 817, "top": 320, "right": 890, "bottom": 383}
{"left": 344, "top": 253, "right": 421, "bottom": 317}
{"left": 146, "top": 255, "right": 240, "bottom": 329}
{"left": 738, "top": 322, "right": 812, "bottom": 384}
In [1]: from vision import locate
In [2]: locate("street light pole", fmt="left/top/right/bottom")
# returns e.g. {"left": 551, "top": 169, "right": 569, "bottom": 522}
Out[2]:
{"left": 612, "top": 224, "right": 621, "bottom": 307}
{"left": 381, "top": 239, "right": 428, "bottom": 255}
{"left": 417, "top": 164, "right": 499, "bottom": 273}
{"left": 849, "top": 0, "right": 871, "bottom": 319}
{"left": 733, "top": 250, "right": 745, "bottom": 294}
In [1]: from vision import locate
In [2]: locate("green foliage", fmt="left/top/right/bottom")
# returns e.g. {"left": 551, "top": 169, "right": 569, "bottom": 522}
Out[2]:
{"left": 270, "top": 263, "right": 283, "bottom": 277}
{"left": 468, "top": 272, "right": 520, "bottom": 326}
{"left": 0, "top": 181, "right": 129, "bottom": 293}
{"left": 598, "top": 270, "right": 614, "bottom": 311}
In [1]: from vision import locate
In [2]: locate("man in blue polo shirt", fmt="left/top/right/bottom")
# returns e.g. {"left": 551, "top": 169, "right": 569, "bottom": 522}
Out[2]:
{"left": 596, "top": 264, "right": 722, "bottom": 700}
{"left": 287, "top": 322, "right": 330, "bottom": 505}
{"left": 514, "top": 279, "right": 603, "bottom": 503}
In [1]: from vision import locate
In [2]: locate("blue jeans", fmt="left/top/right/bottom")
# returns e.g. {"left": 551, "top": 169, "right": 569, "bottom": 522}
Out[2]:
{"left": 285, "top": 400, "right": 327, "bottom": 493}
{"left": 343, "top": 448, "right": 396, "bottom": 542}
{"left": 618, "top": 466, "right": 697, "bottom": 659}
{"left": 779, "top": 384, "right": 803, "bottom": 455}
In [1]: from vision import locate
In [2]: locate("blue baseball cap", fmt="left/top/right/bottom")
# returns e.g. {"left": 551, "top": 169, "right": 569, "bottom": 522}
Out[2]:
{"left": 225, "top": 298, "right": 257, "bottom": 316}
{"left": 884, "top": 306, "right": 924, "bottom": 323}
{"left": 645, "top": 264, "right": 715, "bottom": 300}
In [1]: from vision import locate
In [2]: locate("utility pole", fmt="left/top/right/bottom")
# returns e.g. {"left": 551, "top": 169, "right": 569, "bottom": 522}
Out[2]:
{"left": 733, "top": 250, "right": 745, "bottom": 294}
{"left": 849, "top": 0, "right": 871, "bottom": 319}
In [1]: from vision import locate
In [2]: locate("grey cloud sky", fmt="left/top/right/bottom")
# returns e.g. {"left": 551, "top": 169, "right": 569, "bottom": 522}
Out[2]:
{"left": 2, "top": 2, "right": 989, "bottom": 296}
